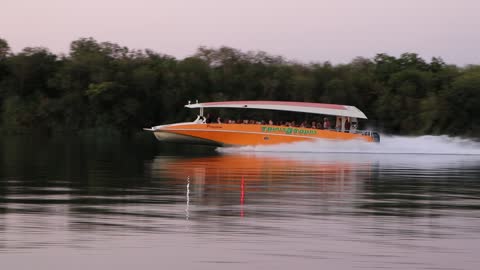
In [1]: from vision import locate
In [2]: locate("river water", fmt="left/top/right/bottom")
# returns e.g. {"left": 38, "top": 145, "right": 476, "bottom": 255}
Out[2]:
{"left": 1, "top": 135, "right": 480, "bottom": 269}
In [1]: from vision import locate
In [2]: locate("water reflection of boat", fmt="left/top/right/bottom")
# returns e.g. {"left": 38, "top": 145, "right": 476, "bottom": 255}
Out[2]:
{"left": 148, "top": 153, "right": 480, "bottom": 220}
{"left": 149, "top": 153, "right": 374, "bottom": 218}
{"left": 150, "top": 153, "right": 373, "bottom": 193}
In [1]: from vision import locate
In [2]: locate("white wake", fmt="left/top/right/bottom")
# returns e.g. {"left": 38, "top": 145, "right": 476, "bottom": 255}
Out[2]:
{"left": 218, "top": 135, "right": 480, "bottom": 155}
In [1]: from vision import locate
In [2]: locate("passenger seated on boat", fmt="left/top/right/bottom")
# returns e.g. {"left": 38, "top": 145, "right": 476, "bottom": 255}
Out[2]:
{"left": 335, "top": 118, "right": 342, "bottom": 131}
{"left": 217, "top": 117, "right": 222, "bottom": 124}
{"left": 316, "top": 122, "right": 323, "bottom": 129}
{"left": 351, "top": 122, "right": 358, "bottom": 131}
{"left": 243, "top": 119, "right": 248, "bottom": 124}
{"left": 344, "top": 119, "right": 350, "bottom": 132}
{"left": 323, "top": 117, "right": 330, "bottom": 129}
{"left": 311, "top": 121, "right": 316, "bottom": 129}
{"left": 268, "top": 120, "right": 274, "bottom": 125}
{"left": 205, "top": 113, "right": 212, "bottom": 123}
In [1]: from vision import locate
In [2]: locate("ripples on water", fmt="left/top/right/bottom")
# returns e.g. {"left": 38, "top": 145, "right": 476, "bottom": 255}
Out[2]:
{"left": 0, "top": 135, "right": 480, "bottom": 269}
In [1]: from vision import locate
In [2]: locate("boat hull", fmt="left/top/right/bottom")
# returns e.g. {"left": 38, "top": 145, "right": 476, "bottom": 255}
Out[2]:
{"left": 153, "top": 129, "right": 223, "bottom": 146}
{"left": 151, "top": 123, "right": 374, "bottom": 146}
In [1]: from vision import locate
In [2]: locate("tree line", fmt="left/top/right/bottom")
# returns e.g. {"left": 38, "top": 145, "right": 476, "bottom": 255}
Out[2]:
{"left": 0, "top": 37, "right": 478, "bottom": 136}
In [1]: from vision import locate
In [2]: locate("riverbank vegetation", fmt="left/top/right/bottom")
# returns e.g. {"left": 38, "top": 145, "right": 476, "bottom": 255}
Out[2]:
{"left": 0, "top": 37, "right": 478, "bottom": 136}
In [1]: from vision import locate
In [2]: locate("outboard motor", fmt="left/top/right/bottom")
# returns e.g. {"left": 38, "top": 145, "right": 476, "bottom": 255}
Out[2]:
{"left": 371, "top": 132, "right": 381, "bottom": 143}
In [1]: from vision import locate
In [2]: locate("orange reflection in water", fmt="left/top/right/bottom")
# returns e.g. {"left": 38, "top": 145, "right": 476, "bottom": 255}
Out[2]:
{"left": 151, "top": 154, "right": 372, "bottom": 192}
{"left": 150, "top": 154, "right": 373, "bottom": 217}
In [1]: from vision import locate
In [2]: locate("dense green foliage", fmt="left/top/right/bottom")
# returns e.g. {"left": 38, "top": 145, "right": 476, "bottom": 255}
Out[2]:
{"left": 0, "top": 37, "right": 478, "bottom": 136}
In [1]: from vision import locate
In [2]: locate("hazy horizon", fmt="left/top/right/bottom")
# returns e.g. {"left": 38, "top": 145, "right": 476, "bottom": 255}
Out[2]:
{"left": 2, "top": 0, "right": 480, "bottom": 65}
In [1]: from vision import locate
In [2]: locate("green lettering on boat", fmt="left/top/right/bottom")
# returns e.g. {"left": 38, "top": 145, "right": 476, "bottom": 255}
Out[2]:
{"left": 262, "top": 126, "right": 318, "bottom": 136}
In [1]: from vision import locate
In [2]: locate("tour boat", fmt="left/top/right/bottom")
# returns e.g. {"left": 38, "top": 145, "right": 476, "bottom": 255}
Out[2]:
{"left": 144, "top": 100, "right": 380, "bottom": 146}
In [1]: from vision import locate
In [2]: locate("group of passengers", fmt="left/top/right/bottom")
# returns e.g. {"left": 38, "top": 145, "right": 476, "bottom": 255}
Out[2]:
{"left": 205, "top": 114, "right": 355, "bottom": 132}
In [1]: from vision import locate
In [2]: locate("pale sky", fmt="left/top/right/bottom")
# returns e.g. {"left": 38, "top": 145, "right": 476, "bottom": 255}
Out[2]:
{"left": 1, "top": 0, "right": 480, "bottom": 65}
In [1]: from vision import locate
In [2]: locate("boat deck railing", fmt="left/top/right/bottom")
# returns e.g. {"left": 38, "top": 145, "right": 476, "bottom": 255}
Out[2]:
{"left": 351, "top": 129, "right": 374, "bottom": 136}
{"left": 194, "top": 117, "right": 375, "bottom": 134}
{"left": 321, "top": 129, "right": 375, "bottom": 136}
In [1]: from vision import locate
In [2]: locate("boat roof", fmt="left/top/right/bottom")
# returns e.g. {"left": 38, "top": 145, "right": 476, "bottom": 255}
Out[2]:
{"left": 185, "top": 101, "right": 367, "bottom": 119}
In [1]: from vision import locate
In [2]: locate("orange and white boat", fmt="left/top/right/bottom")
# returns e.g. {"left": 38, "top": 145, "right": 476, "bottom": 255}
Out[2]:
{"left": 145, "top": 101, "right": 380, "bottom": 146}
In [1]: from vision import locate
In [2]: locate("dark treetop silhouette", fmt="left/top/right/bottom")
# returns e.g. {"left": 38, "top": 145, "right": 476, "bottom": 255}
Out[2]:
{"left": 0, "top": 37, "right": 478, "bottom": 136}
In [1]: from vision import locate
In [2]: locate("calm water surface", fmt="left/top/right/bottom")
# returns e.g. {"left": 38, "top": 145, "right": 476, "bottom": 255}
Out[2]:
{"left": 1, "top": 135, "right": 480, "bottom": 270}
